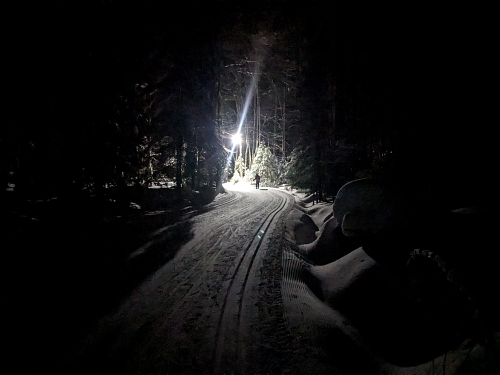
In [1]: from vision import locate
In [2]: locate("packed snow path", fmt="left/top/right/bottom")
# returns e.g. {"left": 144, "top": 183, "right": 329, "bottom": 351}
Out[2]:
{"left": 69, "top": 184, "right": 294, "bottom": 374}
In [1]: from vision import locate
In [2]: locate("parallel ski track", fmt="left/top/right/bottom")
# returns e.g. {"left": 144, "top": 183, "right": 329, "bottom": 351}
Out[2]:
{"left": 212, "top": 190, "right": 289, "bottom": 373}
{"left": 73, "top": 188, "right": 295, "bottom": 375}
{"left": 206, "top": 190, "right": 244, "bottom": 210}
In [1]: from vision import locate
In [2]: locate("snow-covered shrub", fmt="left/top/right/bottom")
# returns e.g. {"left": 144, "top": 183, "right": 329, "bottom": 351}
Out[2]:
{"left": 243, "top": 168, "right": 252, "bottom": 183}
{"left": 234, "top": 156, "right": 245, "bottom": 180}
{"left": 283, "top": 147, "right": 315, "bottom": 190}
{"left": 250, "top": 145, "right": 282, "bottom": 187}
{"left": 230, "top": 170, "right": 241, "bottom": 184}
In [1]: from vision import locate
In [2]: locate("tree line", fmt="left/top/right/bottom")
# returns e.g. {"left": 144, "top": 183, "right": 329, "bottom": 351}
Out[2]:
{"left": 2, "top": 1, "right": 497, "bottom": 208}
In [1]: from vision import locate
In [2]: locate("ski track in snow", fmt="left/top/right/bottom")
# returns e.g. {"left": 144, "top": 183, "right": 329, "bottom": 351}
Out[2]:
{"left": 61, "top": 184, "right": 498, "bottom": 375}
{"left": 70, "top": 185, "right": 294, "bottom": 374}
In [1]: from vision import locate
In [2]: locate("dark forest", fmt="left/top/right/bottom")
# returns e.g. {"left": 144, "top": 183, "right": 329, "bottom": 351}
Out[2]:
{"left": 2, "top": 1, "right": 498, "bottom": 210}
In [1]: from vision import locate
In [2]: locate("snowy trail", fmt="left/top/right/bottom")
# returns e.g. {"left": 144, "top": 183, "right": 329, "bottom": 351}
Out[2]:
{"left": 68, "top": 184, "right": 293, "bottom": 375}
{"left": 213, "top": 189, "right": 289, "bottom": 373}
{"left": 19, "top": 183, "right": 495, "bottom": 375}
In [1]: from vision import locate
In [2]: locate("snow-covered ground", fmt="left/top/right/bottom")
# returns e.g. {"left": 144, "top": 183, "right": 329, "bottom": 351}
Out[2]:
{"left": 2, "top": 181, "right": 498, "bottom": 374}
{"left": 281, "top": 188, "right": 500, "bottom": 375}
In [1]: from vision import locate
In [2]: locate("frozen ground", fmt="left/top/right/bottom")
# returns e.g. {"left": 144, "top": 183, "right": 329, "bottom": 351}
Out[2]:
{"left": 2, "top": 181, "right": 498, "bottom": 374}
{"left": 281, "top": 187, "right": 500, "bottom": 375}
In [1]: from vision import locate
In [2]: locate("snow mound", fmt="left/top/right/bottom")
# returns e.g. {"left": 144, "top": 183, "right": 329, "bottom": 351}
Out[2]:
{"left": 306, "top": 203, "right": 333, "bottom": 228}
{"left": 288, "top": 197, "right": 357, "bottom": 265}
{"left": 296, "top": 216, "right": 349, "bottom": 265}
{"left": 286, "top": 182, "right": 500, "bottom": 372}
{"left": 333, "top": 178, "right": 413, "bottom": 238}
{"left": 303, "top": 247, "right": 383, "bottom": 307}
{"left": 290, "top": 213, "right": 318, "bottom": 245}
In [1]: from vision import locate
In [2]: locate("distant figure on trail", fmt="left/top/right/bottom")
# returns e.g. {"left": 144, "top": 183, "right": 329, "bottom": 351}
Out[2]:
{"left": 255, "top": 173, "right": 260, "bottom": 189}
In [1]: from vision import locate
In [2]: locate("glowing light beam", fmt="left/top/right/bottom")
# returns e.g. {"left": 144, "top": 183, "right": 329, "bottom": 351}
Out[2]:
{"left": 223, "top": 71, "right": 259, "bottom": 180}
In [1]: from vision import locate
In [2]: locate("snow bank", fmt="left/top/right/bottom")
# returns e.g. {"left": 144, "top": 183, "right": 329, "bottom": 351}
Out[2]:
{"left": 286, "top": 180, "right": 499, "bottom": 372}
{"left": 333, "top": 178, "right": 413, "bottom": 238}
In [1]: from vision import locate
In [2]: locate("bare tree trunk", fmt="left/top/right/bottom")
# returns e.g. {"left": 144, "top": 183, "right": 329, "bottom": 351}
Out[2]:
{"left": 176, "top": 86, "right": 184, "bottom": 194}
{"left": 149, "top": 148, "right": 154, "bottom": 181}
{"left": 249, "top": 120, "right": 254, "bottom": 168}
{"left": 253, "top": 92, "right": 257, "bottom": 161}
{"left": 216, "top": 64, "right": 222, "bottom": 134}
{"left": 176, "top": 136, "right": 183, "bottom": 193}
{"left": 216, "top": 63, "right": 223, "bottom": 192}
{"left": 273, "top": 95, "right": 277, "bottom": 155}
{"left": 256, "top": 65, "right": 261, "bottom": 152}
{"left": 282, "top": 87, "right": 286, "bottom": 159}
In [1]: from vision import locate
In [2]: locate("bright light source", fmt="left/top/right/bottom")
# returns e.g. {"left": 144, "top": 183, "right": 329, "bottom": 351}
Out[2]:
{"left": 222, "top": 75, "right": 257, "bottom": 182}
{"left": 232, "top": 133, "right": 242, "bottom": 145}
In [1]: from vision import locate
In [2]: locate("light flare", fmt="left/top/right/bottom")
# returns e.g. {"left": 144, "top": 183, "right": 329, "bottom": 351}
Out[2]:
{"left": 223, "top": 72, "right": 258, "bottom": 179}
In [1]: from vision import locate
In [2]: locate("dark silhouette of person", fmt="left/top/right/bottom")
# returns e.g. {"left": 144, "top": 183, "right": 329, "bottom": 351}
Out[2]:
{"left": 255, "top": 174, "right": 260, "bottom": 189}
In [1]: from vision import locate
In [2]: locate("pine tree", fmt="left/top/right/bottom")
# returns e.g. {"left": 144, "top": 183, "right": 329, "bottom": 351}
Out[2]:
{"left": 284, "top": 147, "right": 315, "bottom": 190}
{"left": 250, "top": 145, "right": 281, "bottom": 187}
